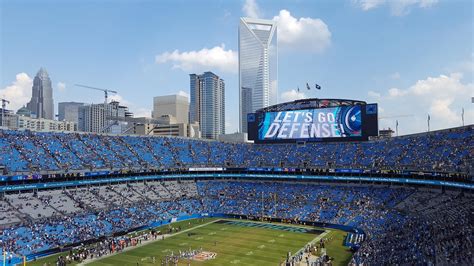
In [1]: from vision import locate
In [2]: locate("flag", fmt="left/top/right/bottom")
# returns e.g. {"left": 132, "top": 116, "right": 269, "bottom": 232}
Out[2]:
{"left": 306, "top": 83, "right": 311, "bottom": 90}
{"left": 428, "top": 114, "right": 430, "bottom": 121}
{"left": 315, "top": 84, "right": 321, "bottom": 90}
{"left": 297, "top": 87, "right": 300, "bottom": 93}
{"left": 396, "top": 120, "right": 398, "bottom": 127}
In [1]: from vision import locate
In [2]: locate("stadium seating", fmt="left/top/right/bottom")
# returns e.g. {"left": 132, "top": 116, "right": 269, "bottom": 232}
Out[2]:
{"left": 0, "top": 180, "right": 472, "bottom": 265}
{"left": 0, "top": 126, "right": 472, "bottom": 175}
{"left": 0, "top": 126, "right": 472, "bottom": 265}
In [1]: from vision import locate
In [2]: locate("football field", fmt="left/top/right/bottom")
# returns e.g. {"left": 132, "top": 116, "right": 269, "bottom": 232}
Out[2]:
{"left": 89, "top": 219, "right": 321, "bottom": 266}
{"left": 30, "top": 218, "right": 353, "bottom": 266}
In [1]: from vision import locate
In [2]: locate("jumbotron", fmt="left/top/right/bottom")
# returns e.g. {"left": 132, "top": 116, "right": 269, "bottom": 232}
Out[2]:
{"left": 0, "top": 102, "right": 472, "bottom": 265}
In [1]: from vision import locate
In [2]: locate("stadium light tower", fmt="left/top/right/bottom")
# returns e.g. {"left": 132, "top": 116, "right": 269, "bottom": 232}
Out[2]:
{"left": 75, "top": 84, "right": 118, "bottom": 105}
{"left": 1, "top": 98, "right": 10, "bottom": 127}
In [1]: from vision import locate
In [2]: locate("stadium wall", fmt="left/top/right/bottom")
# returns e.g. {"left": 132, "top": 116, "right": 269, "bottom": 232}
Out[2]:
{"left": 0, "top": 173, "right": 472, "bottom": 193}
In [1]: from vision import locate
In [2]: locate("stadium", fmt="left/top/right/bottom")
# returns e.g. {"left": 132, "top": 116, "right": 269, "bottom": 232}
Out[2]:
{"left": 0, "top": 97, "right": 473, "bottom": 266}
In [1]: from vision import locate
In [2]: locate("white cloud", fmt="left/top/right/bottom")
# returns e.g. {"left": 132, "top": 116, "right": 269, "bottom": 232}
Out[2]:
{"left": 157, "top": 2, "right": 331, "bottom": 71}
{"left": 155, "top": 44, "right": 238, "bottom": 73}
{"left": 273, "top": 9, "right": 331, "bottom": 53}
{"left": 280, "top": 89, "right": 307, "bottom": 102}
{"left": 109, "top": 94, "right": 131, "bottom": 105}
{"left": 388, "top": 87, "right": 407, "bottom": 97}
{"left": 133, "top": 107, "right": 152, "bottom": 118}
{"left": 242, "top": 0, "right": 261, "bottom": 18}
{"left": 368, "top": 90, "right": 381, "bottom": 99}
{"left": 177, "top": 90, "right": 190, "bottom": 100}
{"left": 352, "top": 0, "right": 438, "bottom": 16}
{"left": 57, "top": 82, "right": 66, "bottom": 92}
{"left": 352, "top": 0, "right": 385, "bottom": 11}
{"left": 0, "top": 73, "right": 32, "bottom": 112}
{"left": 376, "top": 72, "right": 473, "bottom": 134}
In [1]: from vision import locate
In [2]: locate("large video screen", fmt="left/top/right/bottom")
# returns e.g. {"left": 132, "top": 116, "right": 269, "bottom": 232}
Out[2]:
{"left": 257, "top": 106, "right": 363, "bottom": 142}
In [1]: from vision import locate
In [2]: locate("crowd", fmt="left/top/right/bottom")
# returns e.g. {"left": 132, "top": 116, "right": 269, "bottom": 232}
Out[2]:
{"left": 0, "top": 180, "right": 472, "bottom": 265}
{"left": 0, "top": 125, "right": 472, "bottom": 175}
{"left": 0, "top": 125, "right": 472, "bottom": 265}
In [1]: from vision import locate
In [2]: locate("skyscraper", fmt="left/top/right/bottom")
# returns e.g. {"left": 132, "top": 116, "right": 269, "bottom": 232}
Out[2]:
{"left": 27, "top": 67, "right": 54, "bottom": 119}
{"left": 239, "top": 17, "right": 278, "bottom": 133}
{"left": 189, "top": 72, "right": 225, "bottom": 139}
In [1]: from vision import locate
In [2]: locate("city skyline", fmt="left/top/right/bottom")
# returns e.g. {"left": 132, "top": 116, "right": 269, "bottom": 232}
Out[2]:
{"left": 1, "top": 0, "right": 473, "bottom": 135}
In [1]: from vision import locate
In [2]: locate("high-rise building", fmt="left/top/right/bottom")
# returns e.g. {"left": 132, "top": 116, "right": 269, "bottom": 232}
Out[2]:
{"left": 152, "top": 94, "right": 189, "bottom": 124}
{"left": 78, "top": 101, "right": 132, "bottom": 133}
{"left": 239, "top": 17, "right": 278, "bottom": 133}
{"left": 189, "top": 72, "right": 225, "bottom": 139}
{"left": 27, "top": 67, "right": 54, "bottom": 120}
{"left": 58, "top": 102, "right": 85, "bottom": 123}
{"left": 189, "top": 74, "right": 201, "bottom": 124}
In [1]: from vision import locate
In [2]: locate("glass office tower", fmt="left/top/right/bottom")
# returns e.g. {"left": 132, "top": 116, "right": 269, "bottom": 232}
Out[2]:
{"left": 189, "top": 72, "right": 225, "bottom": 139}
{"left": 239, "top": 17, "right": 278, "bottom": 133}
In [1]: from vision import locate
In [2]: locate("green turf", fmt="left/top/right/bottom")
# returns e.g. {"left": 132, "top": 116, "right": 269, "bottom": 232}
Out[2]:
{"left": 29, "top": 218, "right": 354, "bottom": 266}
{"left": 28, "top": 219, "right": 215, "bottom": 266}
{"left": 89, "top": 220, "right": 317, "bottom": 266}
{"left": 318, "top": 230, "right": 353, "bottom": 266}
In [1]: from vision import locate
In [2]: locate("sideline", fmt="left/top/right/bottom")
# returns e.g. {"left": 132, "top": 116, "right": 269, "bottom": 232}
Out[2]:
{"left": 78, "top": 219, "right": 220, "bottom": 265}
{"left": 284, "top": 230, "right": 330, "bottom": 266}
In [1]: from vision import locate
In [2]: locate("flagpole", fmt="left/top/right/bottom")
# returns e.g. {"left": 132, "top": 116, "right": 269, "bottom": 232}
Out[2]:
{"left": 396, "top": 120, "right": 399, "bottom": 137}
{"left": 427, "top": 114, "right": 430, "bottom": 132}
{"left": 462, "top": 108, "right": 464, "bottom": 126}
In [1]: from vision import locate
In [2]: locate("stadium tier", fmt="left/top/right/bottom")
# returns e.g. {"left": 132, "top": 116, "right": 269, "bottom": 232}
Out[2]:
{"left": 0, "top": 126, "right": 473, "bottom": 265}
{"left": 0, "top": 126, "right": 472, "bottom": 176}
{"left": 0, "top": 181, "right": 473, "bottom": 265}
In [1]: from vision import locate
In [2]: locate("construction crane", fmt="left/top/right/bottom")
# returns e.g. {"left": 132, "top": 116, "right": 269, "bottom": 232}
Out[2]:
{"left": 75, "top": 84, "right": 118, "bottom": 105}
{"left": 1, "top": 98, "right": 10, "bottom": 127}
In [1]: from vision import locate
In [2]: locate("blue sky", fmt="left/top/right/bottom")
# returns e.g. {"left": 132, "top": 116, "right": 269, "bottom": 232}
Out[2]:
{"left": 1, "top": 0, "right": 473, "bottom": 135}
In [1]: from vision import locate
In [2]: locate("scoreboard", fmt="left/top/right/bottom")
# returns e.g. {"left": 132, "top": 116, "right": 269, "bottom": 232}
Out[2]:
{"left": 248, "top": 104, "right": 378, "bottom": 143}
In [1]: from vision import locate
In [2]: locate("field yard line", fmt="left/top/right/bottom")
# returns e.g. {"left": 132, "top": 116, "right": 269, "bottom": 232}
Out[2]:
{"left": 291, "top": 229, "right": 330, "bottom": 260}
{"left": 224, "top": 218, "right": 325, "bottom": 230}
{"left": 79, "top": 219, "right": 220, "bottom": 265}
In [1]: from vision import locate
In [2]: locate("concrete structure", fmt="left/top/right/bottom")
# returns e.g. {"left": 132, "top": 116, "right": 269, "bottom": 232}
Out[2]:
{"left": 133, "top": 114, "right": 200, "bottom": 138}
{"left": 218, "top": 132, "right": 249, "bottom": 143}
{"left": 27, "top": 68, "right": 54, "bottom": 119}
{"left": 78, "top": 101, "right": 132, "bottom": 133}
{"left": 16, "top": 116, "right": 76, "bottom": 132}
{"left": 379, "top": 128, "right": 395, "bottom": 138}
{"left": 239, "top": 17, "right": 278, "bottom": 133}
{"left": 0, "top": 109, "right": 17, "bottom": 129}
{"left": 58, "top": 102, "right": 85, "bottom": 123}
{"left": 152, "top": 94, "right": 189, "bottom": 124}
{"left": 0, "top": 110, "right": 76, "bottom": 132}
{"left": 145, "top": 122, "right": 200, "bottom": 138}
{"left": 189, "top": 72, "right": 225, "bottom": 139}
